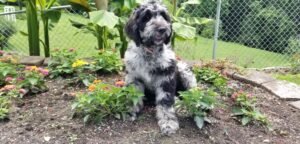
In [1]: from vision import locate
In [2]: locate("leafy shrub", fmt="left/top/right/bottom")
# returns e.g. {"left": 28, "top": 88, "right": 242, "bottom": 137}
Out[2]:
{"left": 18, "top": 66, "right": 49, "bottom": 94}
{"left": 68, "top": 59, "right": 96, "bottom": 87}
{"left": 0, "top": 62, "right": 17, "bottom": 86}
{"left": 176, "top": 88, "right": 217, "bottom": 129}
{"left": 193, "top": 66, "right": 228, "bottom": 93}
{"left": 0, "top": 96, "right": 10, "bottom": 120}
{"left": 285, "top": 37, "right": 300, "bottom": 55}
{"left": 48, "top": 48, "right": 77, "bottom": 78}
{"left": 239, "top": 6, "right": 296, "bottom": 53}
{"left": 231, "top": 90, "right": 268, "bottom": 126}
{"left": 290, "top": 53, "right": 300, "bottom": 74}
{"left": 0, "top": 18, "right": 17, "bottom": 49}
{"left": 91, "top": 50, "right": 123, "bottom": 73}
{"left": 72, "top": 81, "right": 143, "bottom": 123}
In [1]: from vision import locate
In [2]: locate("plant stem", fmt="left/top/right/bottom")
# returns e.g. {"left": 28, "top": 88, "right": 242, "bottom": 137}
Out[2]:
{"left": 26, "top": 0, "right": 40, "bottom": 56}
{"left": 43, "top": 18, "right": 50, "bottom": 57}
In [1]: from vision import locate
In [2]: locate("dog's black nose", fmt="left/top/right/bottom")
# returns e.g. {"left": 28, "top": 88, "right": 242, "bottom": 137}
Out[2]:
{"left": 158, "top": 27, "right": 167, "bottom": 34}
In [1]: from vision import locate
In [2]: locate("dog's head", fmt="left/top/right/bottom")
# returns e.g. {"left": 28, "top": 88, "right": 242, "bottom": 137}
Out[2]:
{"left": 125, "top": 0, "right": 172, "bottom": 47}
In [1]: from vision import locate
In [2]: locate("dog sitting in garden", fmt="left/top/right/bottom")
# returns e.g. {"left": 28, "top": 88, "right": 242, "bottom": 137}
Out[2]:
{"left": 124, "top": 0, "right": 197, "bottom": 135}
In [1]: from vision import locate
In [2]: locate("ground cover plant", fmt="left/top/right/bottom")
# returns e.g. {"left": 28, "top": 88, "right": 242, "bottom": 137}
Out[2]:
{"left": 176, "top": 87, "right": 217, "bottom": 129}
{"left": 231, "top": 90, "right": 268, "bottom": 126}
{"left": 72, "top": 80, "right": 143, "bottom": 123}
{"left": 48, "top": 48, "right": 122, "bottom": 86}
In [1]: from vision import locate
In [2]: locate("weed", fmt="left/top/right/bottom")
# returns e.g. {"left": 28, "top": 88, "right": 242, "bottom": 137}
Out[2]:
{"left": 231, "top": 90, "right": 268, "bottom": 126}
{"left": 176, "top": 87, "right": 217, "bottom": 129}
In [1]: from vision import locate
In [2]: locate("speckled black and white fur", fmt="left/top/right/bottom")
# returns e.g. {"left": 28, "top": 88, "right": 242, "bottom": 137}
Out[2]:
{"left": 124, "top": 0, "right": 197, "bottom": 135}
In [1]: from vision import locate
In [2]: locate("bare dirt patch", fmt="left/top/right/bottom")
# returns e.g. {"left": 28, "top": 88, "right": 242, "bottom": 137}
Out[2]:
{"left": 1, "top": 75, "right": 300, "bottom": 144}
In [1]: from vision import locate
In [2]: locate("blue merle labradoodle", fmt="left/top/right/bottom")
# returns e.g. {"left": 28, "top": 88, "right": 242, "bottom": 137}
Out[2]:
{"left": 124, "top": 0, "right": 197, "bottom": 135}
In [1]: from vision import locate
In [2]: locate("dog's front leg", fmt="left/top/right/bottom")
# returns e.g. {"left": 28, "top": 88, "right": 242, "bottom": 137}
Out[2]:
{"left": 125, "top": 74, "right": 144, "bottom": 121}
{"left": 156, "top": 80, "right": 179, "bottom": 135}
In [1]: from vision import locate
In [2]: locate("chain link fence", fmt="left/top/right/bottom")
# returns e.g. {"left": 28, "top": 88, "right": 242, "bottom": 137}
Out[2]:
{"left": 1, "top": 1, "right": 300, "bottom": 68}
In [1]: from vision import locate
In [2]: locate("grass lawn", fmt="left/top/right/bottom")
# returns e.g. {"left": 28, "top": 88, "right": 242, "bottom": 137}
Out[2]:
{"left": 274, "top": 74, "right": 300, "bottom": 85}
{"left": 175, "top": 38, "right": 291, "bottom": 68}
{"left": 1, "top": 7, "right": 291, "bottom": 68}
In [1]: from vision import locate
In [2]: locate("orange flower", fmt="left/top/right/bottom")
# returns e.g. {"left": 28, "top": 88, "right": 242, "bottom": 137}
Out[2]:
{"left": 93, "top": 79, "right": 102, "bottom": 84}
{"left": 88, "top": 84, "right": 96, "bottom": 92}
{"left": 115, "top": 80, "right": 125, "bottom": 87}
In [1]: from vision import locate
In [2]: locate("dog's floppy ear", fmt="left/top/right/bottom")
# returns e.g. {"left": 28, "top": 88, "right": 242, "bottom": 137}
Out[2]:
{"left": 125, "top": 10, "right": 142, "bottom": 46}
{"left": 164, "top": 24, "right": 172, "bottom": 44}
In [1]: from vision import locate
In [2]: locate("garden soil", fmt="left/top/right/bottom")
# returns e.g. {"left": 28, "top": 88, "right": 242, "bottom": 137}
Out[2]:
{"left": 0, "top": 75, "right": 300, "bottom": 144}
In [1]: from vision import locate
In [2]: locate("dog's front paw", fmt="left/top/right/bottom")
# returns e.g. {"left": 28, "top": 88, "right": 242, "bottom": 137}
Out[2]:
{"left": 158, "top": 119, "right": 179, "bottom": 136}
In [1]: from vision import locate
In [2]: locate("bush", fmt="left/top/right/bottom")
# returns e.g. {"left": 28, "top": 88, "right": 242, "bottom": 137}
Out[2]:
{"left": 231, "top": 90, "right": 268, "bottom": 126}
{"left": 176, "top": 88, "right": 217, "bottom": 129}
{"left": 0, "top": 18, "right": 16, "bottom": 49}
{"left": 91, "top": 50, "right": 123, "bottom": 74}
{"left": 239, "top": 6, "right": 296, "bottom": 53}
{"left": 72, "top": 81, "right": 143, "bottom": 123}
{"left": 192, "top": 66, "right": 228, "bottom": 94}
{"left": 285, "top": 36, "right": 300, "bottom": 55}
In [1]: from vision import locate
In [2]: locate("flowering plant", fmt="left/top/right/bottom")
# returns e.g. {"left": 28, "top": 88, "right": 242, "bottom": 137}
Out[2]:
{"left": 18, "top": 66, "right": 49, "bottom": 94}
{"left": 48, "top": 48, "right": 77, "bottom": 78}
{"left": 72, "top": 80, "right": 143, "bottom": 123}
{"left": 231, "top": 90, "right": 268, "bottom": 126}
{"left": 90, "top": 50, "right": 123, "bottom": 73}
{"left": 0, "top": 62, "right": 18, "bottom": 86}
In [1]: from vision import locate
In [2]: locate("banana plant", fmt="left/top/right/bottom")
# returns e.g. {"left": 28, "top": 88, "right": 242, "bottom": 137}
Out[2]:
{"left": 37, "top": 0, "right": 61, "bottom": 57}
{"left": 24, "top": 0, "right": 40, "bottom": 56}
{"left": 164, "top": 0, "right": 214, "bottom": 47}
{"left": 70, "top": 10, "right": 119, "bottom": 50}
{"left": 23, "top": 0, "right": 61, "bottom": 57}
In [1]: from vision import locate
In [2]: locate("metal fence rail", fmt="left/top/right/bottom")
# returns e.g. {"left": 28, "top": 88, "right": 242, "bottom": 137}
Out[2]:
{"left": 0, "top": 1, "right": 299, "bottom": 68}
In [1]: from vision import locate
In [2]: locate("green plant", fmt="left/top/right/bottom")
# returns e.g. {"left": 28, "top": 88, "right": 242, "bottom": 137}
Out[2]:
{"left": 48, "top": 48, "right": 77, "bottom": 78}
{"left": 193, "top": 66, "right": 228, "bottom": 93}
{"left": 166, "top": 0, "right": 214, "bottom": 47}
{"left": 72, "top": 81, "right": 143, "bottom": 123}
{"left": 18, "top": 66, "right": 49, "bottom": 94}
{"left": 68, "top": 59, "right": 95, "bottom": 87}
{"left": 290, "top": 53, "right": 300, "bottom": 74}
{"left": 24, "top": 0, "right": 40, "bottom": 56}
{"left": 70, "top": 10, "right": 119, "bottom": 50}
{"left": 38, "top": 0, "right": 62, "bottom": 57}
{"left": 0, "top": 96, "right": 10, "bottom": 120}
{"left": 0, "top": 62, "right": 18, "bottom": 86}
{"left": 176, "top": 87, "right": 217, "bottom": 129}
{"left": 0, "top": 18, "right": 17, "bottom": 49}
{"left": 90, "top": 50, "right": 123, "bottom": 73}
{"left": 231, "top": 90, "right": 268, "bottom": 126}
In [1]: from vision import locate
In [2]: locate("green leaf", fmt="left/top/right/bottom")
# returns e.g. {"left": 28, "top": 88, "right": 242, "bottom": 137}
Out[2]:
{"left": 89, "top": 10, "right": 119, "bottom": 29}
{"left": 194, "top": 116, "right": 204, "bottom": 129}
{"left": 44, "top": 10, "right": 61, "bottom": 23}
{"left": 69, "top": 19, "right": 86, "bottom": 29}
{"left": 71, "top": 102, "right": 79, "bottom": 110}
{"left": 242, "top": 116, "right": 251, "bottom": 126}
{"left": 83, "top": 115, "right": 90, "bottom": 123}
{"left": 82, "top": 79, "right": 90, "bottom": 87}
{"left": 28, "top": 78, "right": 38, "bottom": 85}
{"left": 232, "top": 107, "right": 244, "bottom": 116}
{"left": 173, "top": 22, "right": 196, "bottom": 39}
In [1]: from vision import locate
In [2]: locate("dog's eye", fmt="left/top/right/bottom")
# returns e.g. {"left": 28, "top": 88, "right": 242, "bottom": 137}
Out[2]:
{"left": 160, "top": 11, "right": 170, "bottom": 22}
{"left": 142, "top": 11, "right": 152, "bottom": 22}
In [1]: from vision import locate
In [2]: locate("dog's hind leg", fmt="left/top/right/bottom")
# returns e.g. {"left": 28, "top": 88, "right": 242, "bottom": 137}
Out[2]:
{"left": 125, "top": 75, "right": 144, "bottom": 121}
{"left": 156, "top": 79, "right": 179, "bottom": 135}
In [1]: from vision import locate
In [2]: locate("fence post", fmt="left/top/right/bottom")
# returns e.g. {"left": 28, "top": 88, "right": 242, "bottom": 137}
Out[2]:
{"left": 212, "top": 0, "right": 222, "bottom": 60}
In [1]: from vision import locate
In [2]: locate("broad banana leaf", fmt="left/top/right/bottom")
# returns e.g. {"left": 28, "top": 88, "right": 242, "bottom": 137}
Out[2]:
{"left": 173, "top": 22, "right": 196, "bottom": 40}
{"left": 89, "top": 10, "right": 119, "bottom": 29}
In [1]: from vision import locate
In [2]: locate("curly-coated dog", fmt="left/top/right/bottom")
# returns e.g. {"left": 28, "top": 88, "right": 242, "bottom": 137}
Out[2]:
{"left": 124, "top": 0, "right": 197, "bottom": 135}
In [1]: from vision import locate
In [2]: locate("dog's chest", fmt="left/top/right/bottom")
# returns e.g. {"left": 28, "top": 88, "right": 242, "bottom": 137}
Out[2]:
{"left": 126, "top": 54, "right": 173, "bottom": 84}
